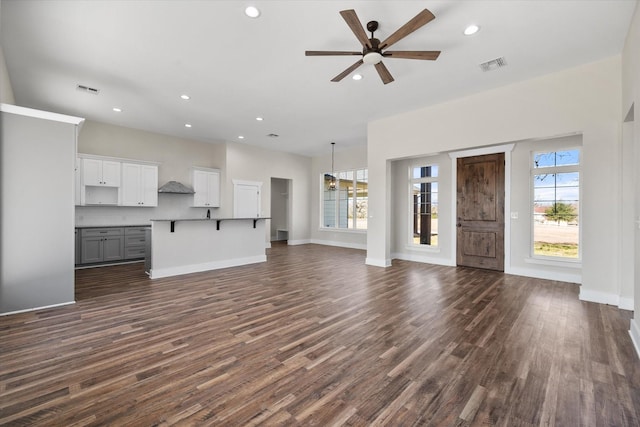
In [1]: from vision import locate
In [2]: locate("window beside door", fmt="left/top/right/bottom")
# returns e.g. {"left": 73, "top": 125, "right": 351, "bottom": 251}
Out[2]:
{"left": 532, "top": 148, "right": 580, "bottom": 260}
{"left": 409, "top": 164, "right": 438, "bottom": 247}
{"left": 322, "top": 169, "right": 368, "bottom": 230}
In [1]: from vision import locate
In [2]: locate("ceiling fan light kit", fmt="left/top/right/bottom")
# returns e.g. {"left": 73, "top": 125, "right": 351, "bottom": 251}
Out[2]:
{"left": 305, "top": 9, "right": 441, "bottom": 84}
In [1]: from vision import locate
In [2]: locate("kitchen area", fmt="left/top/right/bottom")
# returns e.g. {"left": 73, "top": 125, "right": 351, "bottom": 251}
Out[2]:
{"left": 75, "top": 153, "right": 268, "bottom": 279}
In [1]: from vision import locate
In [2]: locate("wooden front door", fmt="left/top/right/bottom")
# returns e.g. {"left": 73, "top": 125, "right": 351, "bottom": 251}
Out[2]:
{"left": 456, "top": 153, "right": 505, "bottom": 271}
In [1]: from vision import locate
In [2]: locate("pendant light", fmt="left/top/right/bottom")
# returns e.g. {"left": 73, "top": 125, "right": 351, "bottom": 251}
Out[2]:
{"left": 329, "top": 142, "right": 337, "bottom": 191}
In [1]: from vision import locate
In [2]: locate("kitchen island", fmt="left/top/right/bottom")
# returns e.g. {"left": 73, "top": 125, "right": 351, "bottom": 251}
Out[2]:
{"left": 147, "top": 217, "right": 269, "bottom": 279}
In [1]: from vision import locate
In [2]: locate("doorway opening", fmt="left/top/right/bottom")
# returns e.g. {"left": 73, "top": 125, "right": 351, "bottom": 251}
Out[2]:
{"left": 270, "top": 178, "right": 291, "bottom": 243}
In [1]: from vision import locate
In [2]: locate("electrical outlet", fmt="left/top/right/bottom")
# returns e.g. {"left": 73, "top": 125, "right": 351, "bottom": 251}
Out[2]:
{"left": 510, "top": 212, "right": 518, "bottom": 219}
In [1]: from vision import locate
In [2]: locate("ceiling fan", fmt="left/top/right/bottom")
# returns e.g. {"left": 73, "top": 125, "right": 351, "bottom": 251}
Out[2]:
{"left": 305, "top": 9, "right": 441, "bottom": 84}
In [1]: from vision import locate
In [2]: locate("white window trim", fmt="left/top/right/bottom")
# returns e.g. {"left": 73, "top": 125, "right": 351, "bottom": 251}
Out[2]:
{"left": 530, "top": 147, "right": 582, "bottom": 262}
{"left": 407, "top": 163, "right": 439, "bottom": 248}
{"left": 319, "top": 169, "right": 368, "bottom": 231}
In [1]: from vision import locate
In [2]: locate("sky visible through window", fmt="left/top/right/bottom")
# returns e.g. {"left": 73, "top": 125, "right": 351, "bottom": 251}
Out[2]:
{"left": 533, "top": 150, "right": 579, "bottom": 204}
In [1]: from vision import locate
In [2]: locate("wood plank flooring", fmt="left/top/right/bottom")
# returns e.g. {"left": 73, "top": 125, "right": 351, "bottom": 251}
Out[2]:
{"left": 1, "top": 243, "right": 639, "bottom": 426}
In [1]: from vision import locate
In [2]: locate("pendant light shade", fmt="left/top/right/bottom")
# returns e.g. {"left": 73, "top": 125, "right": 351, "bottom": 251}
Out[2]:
{"left": 329, "top": 142, "right": 337, "bottom": 191}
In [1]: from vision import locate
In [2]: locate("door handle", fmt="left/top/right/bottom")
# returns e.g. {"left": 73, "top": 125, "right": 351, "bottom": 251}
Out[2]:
{"left": 457, "top": 223, "right": 462, "bottom": 228}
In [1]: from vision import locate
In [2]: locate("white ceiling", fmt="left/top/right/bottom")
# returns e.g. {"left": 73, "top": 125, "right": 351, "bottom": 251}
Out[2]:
{"left": 1, "top": 0, "right": 636, "bottom": 157}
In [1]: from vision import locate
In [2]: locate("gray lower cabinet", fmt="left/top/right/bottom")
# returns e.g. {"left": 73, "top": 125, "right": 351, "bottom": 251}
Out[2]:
{"left": 77, "top": 226, "right": 148, "bottom": 265}
{"left": 124, "top": 227, "right": 147, "bottom": 260}
{"left": 80, "top": 228, "right": 124, "bottom": 264}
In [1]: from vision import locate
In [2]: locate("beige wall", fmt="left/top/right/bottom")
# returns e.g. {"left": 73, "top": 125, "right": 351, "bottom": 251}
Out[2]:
{"left": 79, "top": 120, "right": 226, "bottom": 186}
{"left": 225, "top": 142, "right": 311, "bottom": 244}
{"left": 368, "top": 57, "right": 622, "bottom": 307}
{"left": 76, "top": 120, "right": 227, "bottom": 227}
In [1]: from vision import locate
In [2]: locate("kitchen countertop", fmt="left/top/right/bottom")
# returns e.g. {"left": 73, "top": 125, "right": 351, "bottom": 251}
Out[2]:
{"left": 75, "top": 224, "right": 151, "bottom": 229}
{"left": 150, "top": 217, "right": 269, "bottom": 222}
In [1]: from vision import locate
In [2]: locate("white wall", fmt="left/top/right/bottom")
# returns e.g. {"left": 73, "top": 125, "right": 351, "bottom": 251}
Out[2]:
{"left": 391, "top": 153, "right": 453, "bottom": 265}
{"left": 310, "top": 145, "right": 367, "bottom": 250}
{"left": 0, "top": 44, "right": 15, "bottom": 104}
{"left": 622, "top": 2, "right": 640, "bottom": 355}
{"left": 224, "top": 142, "right": 311, "bottom": 245}
{"left": 1, "top": 106, "right": 82, "bottom": 314}
{"left": 368, "top": 57, "right": 622, "bottom": 306}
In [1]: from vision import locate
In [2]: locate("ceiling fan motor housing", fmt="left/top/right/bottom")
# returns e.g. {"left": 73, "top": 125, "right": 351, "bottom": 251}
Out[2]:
{"left": 363, "top": 37, "right": 383, "bottom": 64}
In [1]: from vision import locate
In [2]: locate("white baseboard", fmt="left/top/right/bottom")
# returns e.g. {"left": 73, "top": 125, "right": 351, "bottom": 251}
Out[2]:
{"left": 630, "top": 318, "right": 640, "bottom": 360}
{"left": 1, "top": 300, "right": 75, "bottom": 316}
{"left": 619, "top": 296, "right": 634, "bottom": 311}
{"left": 310, "top": 239, "right": 366, "bottom": 251}
{"left": 365, "top": 257, "right": 392, "bottom": 267}
{"left": 579, "top": 288, "right": 621, "bottom": 306}
{"left": 507, "top": 266, "right": 581, "bottom": 284}
{"left": 391, "top": 252, "right": 456, "bottom": 267}
{"left": 287, "top": 239, "right": 311, "bottom": 246}
{"left": 150, "top": 255, "right": 266, "bottom": 279}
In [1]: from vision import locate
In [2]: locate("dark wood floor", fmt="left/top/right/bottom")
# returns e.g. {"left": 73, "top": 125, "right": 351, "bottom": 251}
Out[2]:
{"left": 1, "top": 243, "right": 639, "bottom": 426}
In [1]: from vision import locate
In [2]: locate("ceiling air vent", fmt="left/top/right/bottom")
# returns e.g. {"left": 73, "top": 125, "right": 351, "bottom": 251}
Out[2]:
{"left": 76, "top": 84, "right": 100, "bottom": 94}
{"left": 479, "top": 57, "right": 507, "bottom": 72}
{"left": 267, "top": 133, "right": 279, "bottom": 138}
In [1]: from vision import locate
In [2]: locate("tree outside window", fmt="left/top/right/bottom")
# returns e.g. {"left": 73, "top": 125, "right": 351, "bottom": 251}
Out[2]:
{"left": 532, "top": 149, "right": 580, "bottom": 259}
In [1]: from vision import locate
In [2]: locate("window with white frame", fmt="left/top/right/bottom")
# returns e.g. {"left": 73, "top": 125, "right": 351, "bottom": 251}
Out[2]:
{"left": 532, "top": 149, "right": 580, "bottom": 259}
{"left": 322, "top": 169, "right": 368, "bottom": 230}
{"left": 409, "top": 164, "right": 438, "bottom": 246}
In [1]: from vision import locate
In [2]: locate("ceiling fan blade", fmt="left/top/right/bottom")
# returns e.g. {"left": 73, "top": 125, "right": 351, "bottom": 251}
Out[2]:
{"left": 379, "top": 9, "right": 436, "bottom": 50}
{"left": 340, "top": 9, "right": 372, "bottom": 49}
{"left": 374, "top": 61, "right": 394, "bottom": 85}
{"left": 331, "top": 59, "right": 364, "bottom": 82}
{"left": 383, "top": 50, "right": 441, "bottom": 60}
{"left": 306, "top": 51, "right": 363, "bottom": 56}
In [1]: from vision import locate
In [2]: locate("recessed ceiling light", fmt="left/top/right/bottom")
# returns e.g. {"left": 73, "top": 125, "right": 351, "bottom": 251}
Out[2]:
{"left": 256, "top": 117, "right": 264, "bottom": 121}
{"left": 112, "top": 107, "right": 122, "bottom": 112}
{"left": 464, "top": 24, "right": 480, "bottom": 36}
{"left": 352, "top": 74, "right": 363, "bottom": 81}
{"left": 238, "top": 135, "right": 245, "bottom": 139}
{"left": 184, "top": 123, "right": 192, "bottom": 128}
{"left": 245, "top": 6, "right": 260, "bottom": 18}
{"left": 180, "top": 94, "right": 190, "bottom": 100}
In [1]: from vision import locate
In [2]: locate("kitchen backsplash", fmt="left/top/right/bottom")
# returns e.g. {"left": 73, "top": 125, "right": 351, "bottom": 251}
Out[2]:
{"left": 75, "top": 194, "right": 216, "bottom": 226}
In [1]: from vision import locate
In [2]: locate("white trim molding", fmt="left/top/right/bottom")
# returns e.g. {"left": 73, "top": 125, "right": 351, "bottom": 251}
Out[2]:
{"left": 150, "top": 255, "right": 266, "bottom": 279}
{"left": 579, "top": 288, "right": 622, "bottom": 306}
{"left": 310, "top": 239, "right": 366, "bottom": 250}
{"left": 392, "top": 252, "right": 456, "bottom": 267}
{"left": 366, "top": 257, "right": 392, "bottom": 267}
{"left": 0, "top": 301, "right": 75, "bottom": 317}
{"left": 287, "top": 239, "right": 311, "bottom": 246}
{"left": 630, "top": 319, "right": 640, "bottom": 360}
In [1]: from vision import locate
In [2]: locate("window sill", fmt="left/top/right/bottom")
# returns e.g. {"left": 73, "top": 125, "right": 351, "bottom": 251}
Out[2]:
{"left": 525, "top": 257, "right": 581, "bottom": 269}
{"left": 319, "top": 227, "right": 367, "bottom": 234}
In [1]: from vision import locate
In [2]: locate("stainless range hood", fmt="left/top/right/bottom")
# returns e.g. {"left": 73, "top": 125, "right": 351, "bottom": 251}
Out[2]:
{"left": 158, "top": 181, "right": 194, "bottom": 194}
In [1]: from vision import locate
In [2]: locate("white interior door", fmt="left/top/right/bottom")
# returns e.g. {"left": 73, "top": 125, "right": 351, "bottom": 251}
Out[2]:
{"left": 234, "top": 180, "right": 262, "bottom": 218}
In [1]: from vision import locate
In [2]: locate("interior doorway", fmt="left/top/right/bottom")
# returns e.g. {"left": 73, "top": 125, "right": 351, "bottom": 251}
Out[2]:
{"left": 456, "top": 153, "right": 505, "bottom": 271}
{"left": 270, "top": 178, "right": 290, "bottom": 242}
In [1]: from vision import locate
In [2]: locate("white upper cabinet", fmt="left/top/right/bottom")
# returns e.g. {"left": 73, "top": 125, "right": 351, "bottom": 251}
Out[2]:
{"left": 121, "top": 163, "right": 158, "bottom": 207}
{"left": 83, "top": 158, "right": 121, "bottom": 187}
{"left": 193, "top": 168, "right": 220, "bottom": 207}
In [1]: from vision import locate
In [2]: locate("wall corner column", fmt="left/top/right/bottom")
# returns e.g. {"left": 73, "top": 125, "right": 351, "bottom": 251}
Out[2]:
{"left": 366, "top": 157, "right": 391, "bottom": 267}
